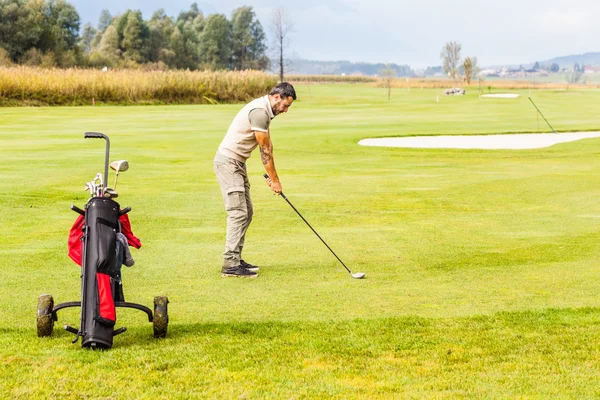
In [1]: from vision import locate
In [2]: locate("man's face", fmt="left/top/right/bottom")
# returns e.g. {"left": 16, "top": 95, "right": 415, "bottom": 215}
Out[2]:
{"left": 272, "top": 95, "right": 294, "bottom": 116}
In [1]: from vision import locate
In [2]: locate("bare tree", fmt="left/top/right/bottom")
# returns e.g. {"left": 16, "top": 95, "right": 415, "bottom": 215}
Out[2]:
{"left": 440, "top": 41, "right": 462, "bottom": 82}
{"left": 379, "top": 65, "right": 396, "bottom": 100}
{"left": 270, "top": 7, "right": 293, "bottom": 82}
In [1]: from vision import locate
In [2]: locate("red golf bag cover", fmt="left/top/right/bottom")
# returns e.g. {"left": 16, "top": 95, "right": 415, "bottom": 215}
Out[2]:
{"left": 80, "top": 197, "right": 121, "bottom": 348}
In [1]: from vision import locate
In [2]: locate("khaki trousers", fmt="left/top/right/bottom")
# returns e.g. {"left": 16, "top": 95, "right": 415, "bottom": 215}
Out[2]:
{"left": 213, "top": 151, "right": 253, "bottom": 268}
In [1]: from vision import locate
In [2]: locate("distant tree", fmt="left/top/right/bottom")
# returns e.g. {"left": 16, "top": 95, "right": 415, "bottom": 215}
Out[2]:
{"left": 231, "top": 6, "right": 253, "bottom": 70}
{"left": 167, "top": 29, "right": 186, "bottom": 68}
{"left": 89, "top": 10, "right": 112, "bottom": 51}
{"left": 463, "top": 57, "right": 473, "bottom": 85}
{"left": 0, "top": 0, "right": 43, "bottom": 62}
{"left": 379, "top": 64, "right": 396, "bottom": 100}
{"left": 97, "top": 9, "right": 112, "bottom": 32}
{"left": 98, "top": 24, "right": 120, "bottom": 60}
{"left": 177, "top": 2, "right": 201, "bottom": 23}
{"left": 147, "top": 9, "right": 174, "bottom": 63}
{"left": 271, "top": 7, "right": 293, "bottom": 81}
{"left": 550, "top": 63, "right": 560, "bottom": 73}
{"left": 170, "top": 5, "right": 204, "bottom": 69}
{"left": 440, "top": 41, "right": 461, "bottom": 82}
{"left": 462, "top": 56, "right": 480, "bottom": 84}
{"left": 199, "top": 14, "right": 232, "bottom": 70}
{"left": 249, "top": 19, "right": 269, "bottom": 70}
{"left": 170, "top": 19, "right": 201, "bottom": 69}
{"left": 231, "top": 6, "right": 268, "bottom": 70}
{"left": 121, "top": 11, "right": 149, "bottom": 63}
{"left": 533, "top": 61, "right": 540, "bottom": 70}
{"left": 79, "top": 23, "right": 96, "bottom": 54}
{"left": 37, "top": 0, "right": 81, "bottom": 56}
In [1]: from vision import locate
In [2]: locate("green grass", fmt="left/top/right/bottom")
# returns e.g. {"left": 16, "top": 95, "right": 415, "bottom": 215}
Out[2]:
{"left": 2, "top": 85, "right": 600, "bottom": 398}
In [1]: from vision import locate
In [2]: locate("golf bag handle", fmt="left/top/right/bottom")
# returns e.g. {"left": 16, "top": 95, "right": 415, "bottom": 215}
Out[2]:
{"left": 84, "top": 132, "right": 108, "bottom": 140}
{"left": 84, "top": 132, "right": 110, "bottom": 197}
{"left": 119, "top": 207, "right": 131, "bottom": 216}
{"left": 71, "top": 205, "right": 85, "bottom": 216}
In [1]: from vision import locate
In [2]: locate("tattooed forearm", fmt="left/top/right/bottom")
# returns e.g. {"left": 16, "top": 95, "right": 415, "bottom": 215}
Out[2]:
{"left": 259, "top": 145, "right": 272, "bottom": 165}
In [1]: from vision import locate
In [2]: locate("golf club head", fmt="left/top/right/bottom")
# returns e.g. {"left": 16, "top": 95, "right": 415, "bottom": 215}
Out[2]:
{"left": 104, "top": 188, "right": 118, "bottom": 199}
{"left": 110, "top": 160, "right": 129, "bottom": 173}
{"left": 351, "top": 272, "right": 365, "bottom": 279}
{"left": 111, "top": 160, "right": 129, "bottom": 190}
{"left": 84, "top": 182, "right": 95, "bottom": 196}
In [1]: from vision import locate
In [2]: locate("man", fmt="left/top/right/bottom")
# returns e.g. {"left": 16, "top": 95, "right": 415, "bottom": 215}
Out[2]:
{"left": 214, "top": 82, "right": 296, "bottom": 278}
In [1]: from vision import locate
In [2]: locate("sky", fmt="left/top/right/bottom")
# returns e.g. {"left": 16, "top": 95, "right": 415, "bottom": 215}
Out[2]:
{"left": 69, "top": 0, "right": 600, "bottom": 68}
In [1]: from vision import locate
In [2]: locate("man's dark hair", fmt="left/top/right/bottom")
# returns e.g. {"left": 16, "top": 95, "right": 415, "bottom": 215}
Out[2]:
{"left": 270, "top": 82, "right": 297, "bottom": 100}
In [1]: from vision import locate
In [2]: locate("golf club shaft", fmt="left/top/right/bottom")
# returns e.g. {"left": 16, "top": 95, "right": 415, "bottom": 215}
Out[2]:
{"left": 263, "top": 173, "right": 352, "bottom": 274}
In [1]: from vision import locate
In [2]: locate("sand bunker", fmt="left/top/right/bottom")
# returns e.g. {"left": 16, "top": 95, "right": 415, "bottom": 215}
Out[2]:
{"left": 358, "top": 132, "right": 600, "bottom": 150}
{"left": 481, "top": 94, "right": 520, "bottom": 98}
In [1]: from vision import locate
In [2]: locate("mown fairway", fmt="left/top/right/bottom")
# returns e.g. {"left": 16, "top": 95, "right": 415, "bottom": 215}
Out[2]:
{"left": 2, "top": 84, "right": 600, "bottom": 398}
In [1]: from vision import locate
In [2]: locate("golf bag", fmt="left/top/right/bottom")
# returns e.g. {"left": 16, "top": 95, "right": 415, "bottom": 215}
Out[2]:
{"left": 37, "top": 132, "right": 168, "bottom": 349}
{"left": 80, "top": 197, "right": 121, "bottom": 348}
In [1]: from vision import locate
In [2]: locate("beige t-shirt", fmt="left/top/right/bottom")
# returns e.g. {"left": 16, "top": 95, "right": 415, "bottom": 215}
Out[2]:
{"left": 217, "top": 95, "right": 275, "bottom": 162}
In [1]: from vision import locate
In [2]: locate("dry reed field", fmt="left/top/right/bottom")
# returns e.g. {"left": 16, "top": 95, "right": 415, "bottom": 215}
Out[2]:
{"left": 0, "top": 67, "right": 277, "bottom": 106}
{"left": 288, "top": 75, "right": 599, "bottom": 90}
{"left": 0, "top": 67, "right": 596, "bottom": 107}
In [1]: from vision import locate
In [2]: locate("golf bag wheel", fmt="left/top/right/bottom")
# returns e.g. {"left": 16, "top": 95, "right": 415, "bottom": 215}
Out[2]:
{"left": 37, "top": 295, "right": 55, "bottom": 337}
{"left": 153, "top": 296, "right": 169, "bottom": 338}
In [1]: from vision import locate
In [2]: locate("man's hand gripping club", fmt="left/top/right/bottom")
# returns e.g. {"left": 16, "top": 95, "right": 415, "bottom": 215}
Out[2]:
{"left": 255, "top": 130, "right": 282, "bottom": 194}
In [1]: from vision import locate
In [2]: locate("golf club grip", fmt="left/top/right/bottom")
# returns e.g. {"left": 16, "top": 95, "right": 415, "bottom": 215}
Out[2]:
{"left": 84, "top": 132, "right": 107, "bottom": 139}
{"left": 119, "top": 206, "right": 131, "bottom": 216}
{"left": 263, "top": 173, "right": 286, "bottom": 198}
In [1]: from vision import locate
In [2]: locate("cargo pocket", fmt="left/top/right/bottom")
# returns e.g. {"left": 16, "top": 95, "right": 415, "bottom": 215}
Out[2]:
{"left": 96, "top": 217, "right": 117, "bottom": 277}
{"left": 225, "top": 186, "right": 245, "bottom": 211}
{"left": 95, "top": 272, "right": 116, "bottom": 326}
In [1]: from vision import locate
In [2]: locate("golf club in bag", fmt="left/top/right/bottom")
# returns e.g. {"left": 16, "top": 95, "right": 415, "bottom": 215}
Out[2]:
{"left": 264, "top": 174, "right": 365, "bottom": 279}
{"left": 37, "top": 132, "right": 169, "bottom": 349}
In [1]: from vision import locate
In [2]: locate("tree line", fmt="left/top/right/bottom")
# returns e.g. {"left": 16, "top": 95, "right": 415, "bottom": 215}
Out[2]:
{"left": 0, "top": 0, "right": 269, "bottom": 71}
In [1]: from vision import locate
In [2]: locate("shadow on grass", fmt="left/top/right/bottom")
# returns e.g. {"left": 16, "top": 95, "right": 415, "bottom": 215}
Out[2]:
{"left": 12, "top": 307, "right": 600, "bottom": 353}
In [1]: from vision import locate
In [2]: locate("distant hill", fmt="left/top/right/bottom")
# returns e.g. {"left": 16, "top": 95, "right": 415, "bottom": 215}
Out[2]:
{"left": 280, "top": 53, "right": 600, "bottom": 77}
{"left": 538, "top": 52, "right": 600, "bottom": 68}
{"left": 284, "top": 59, "right": 414, "bottom": 77}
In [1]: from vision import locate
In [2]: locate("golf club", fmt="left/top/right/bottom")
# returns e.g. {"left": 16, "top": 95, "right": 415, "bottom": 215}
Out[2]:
{"left": 110, "top": 160, "right": 129, "bottom": 190}
{"left": 103, "top": 188, "right": 118, "bottom": 199}
{"left": 93, "top": 173, "right": 103, "bottom": 197}
{"left": 264, "top": 173, "right": 365, "bottom": 279}
{"left": 84, "top": 182, "right": 95, "bottom": 196}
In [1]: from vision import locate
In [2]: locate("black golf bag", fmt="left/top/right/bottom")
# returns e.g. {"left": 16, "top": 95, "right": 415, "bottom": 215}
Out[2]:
{"left": 80, "top": 196, "right": 122, "bottom": 348}
{"left": 36, "top": 132, "right": 168, "bottom": 349}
